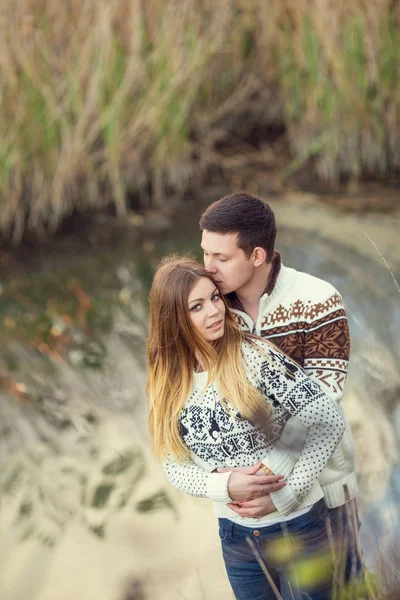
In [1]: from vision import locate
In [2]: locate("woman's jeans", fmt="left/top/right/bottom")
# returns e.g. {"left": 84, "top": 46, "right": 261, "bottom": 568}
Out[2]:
{"left": 219, "top": 499, "right": 333, "bottom": 600}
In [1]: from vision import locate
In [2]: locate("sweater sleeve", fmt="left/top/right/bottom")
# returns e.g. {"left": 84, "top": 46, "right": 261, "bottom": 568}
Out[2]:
{"left": 163, "top": 454, "right": 232, "bottom": 502}
{"left": 249, "top": 342, "right": 345, "bottom": 515}
{"left": 302, "top": 290, "right": 350, "bottom": 405}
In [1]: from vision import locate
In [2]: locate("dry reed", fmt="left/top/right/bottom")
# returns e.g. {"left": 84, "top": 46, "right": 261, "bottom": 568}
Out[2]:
{"left": 0, "top": 0, "right": 399, "bottom": 242}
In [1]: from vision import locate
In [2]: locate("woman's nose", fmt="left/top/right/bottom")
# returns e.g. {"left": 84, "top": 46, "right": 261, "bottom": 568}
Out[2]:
{"left": 206, "top": 302, "right": 219, "bottom": 316}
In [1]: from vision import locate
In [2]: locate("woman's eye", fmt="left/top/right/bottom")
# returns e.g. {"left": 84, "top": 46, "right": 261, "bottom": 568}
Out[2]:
{"left": 190, "top": 304, "right": 201, "bottom": 312}
{"left": 211, "top": 294, "right": 221, "bottom": 302}
{"left": 219, "top": 258, "right": 227, "bottom": 262}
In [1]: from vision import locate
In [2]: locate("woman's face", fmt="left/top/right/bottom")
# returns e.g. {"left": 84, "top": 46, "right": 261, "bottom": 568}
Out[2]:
{"left": 187, "top": 276, "right": 226, "bottom": 342}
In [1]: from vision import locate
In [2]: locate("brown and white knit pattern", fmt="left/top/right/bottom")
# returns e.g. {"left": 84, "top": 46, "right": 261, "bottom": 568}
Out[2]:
{"left": 230, "top": 261, "right": 351, "bottom": 405}
{"left": 229, "top": 261, "right": 358, "bottom": 508}
{"left": 260, "top": 293, "right": 350, "bottom": 395}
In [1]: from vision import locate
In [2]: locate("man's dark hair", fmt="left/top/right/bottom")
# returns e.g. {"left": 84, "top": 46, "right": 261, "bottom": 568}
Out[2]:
{"left": 199, "top": 192, "right": 276, "bottom": 262}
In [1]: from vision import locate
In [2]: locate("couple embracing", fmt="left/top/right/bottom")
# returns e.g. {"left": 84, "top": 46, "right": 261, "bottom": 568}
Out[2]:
{"left": 147, "top": 192, "right": 363, "bottom": 600}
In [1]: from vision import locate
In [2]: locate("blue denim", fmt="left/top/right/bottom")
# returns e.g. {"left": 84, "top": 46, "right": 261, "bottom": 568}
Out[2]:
{"left": 219, "top": 499, "right": 333, "bottom": 600}
{"left": 328, "top": 499, "right": 363, "bottom": 582}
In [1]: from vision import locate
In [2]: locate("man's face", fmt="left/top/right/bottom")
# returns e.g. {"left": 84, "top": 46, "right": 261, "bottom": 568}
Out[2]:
{"left": 201, "top": 230, "right": 256, "bottom": 295}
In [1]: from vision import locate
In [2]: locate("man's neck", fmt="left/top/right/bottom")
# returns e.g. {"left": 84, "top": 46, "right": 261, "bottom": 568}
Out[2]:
{"left": 235, "top": 262, "right": 272, "bottom": 323}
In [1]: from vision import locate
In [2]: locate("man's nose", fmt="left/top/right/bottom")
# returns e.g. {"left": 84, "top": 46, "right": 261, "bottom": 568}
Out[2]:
{"left": 204, "top": 256, "right": 217, "bottom": 273}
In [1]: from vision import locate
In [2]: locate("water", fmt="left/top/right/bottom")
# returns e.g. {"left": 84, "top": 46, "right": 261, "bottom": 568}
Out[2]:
{"left": 0, "top": 200, "right": 399, "bottom": 598}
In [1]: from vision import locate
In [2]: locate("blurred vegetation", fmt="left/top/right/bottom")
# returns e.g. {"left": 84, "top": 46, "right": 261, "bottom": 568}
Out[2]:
{"left": 247, "top": 527, "right": 383, "bottom": 600}
{"left": 0, "top": 0, "right": 399, "bottom": 242}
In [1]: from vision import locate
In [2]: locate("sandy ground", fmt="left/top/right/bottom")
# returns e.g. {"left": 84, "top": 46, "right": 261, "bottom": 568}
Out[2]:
{"left": 0, "top": 505, "right": 232, "bottom": 600}
{"left": 271, "top": 193, "right": 400, "bottom": 270}
{"left": 0, "top": 429, "right": 233, "bottom": 600}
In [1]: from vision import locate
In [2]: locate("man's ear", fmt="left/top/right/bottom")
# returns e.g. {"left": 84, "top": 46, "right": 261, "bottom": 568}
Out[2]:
{"left": 253, "top": 247, "right": 267, "bottom": 267}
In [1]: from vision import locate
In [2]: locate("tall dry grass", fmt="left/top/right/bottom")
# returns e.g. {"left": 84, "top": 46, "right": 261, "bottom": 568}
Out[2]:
{"left": 269, "top": 0, "right": 400, "bottom": 181}
{"left": 0, "top": 0, "right": 399, "bottom": 242}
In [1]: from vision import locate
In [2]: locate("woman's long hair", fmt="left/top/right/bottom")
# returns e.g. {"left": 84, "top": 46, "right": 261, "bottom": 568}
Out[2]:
{"left": 147, "top": 255, "right": 272, "bottom": 459}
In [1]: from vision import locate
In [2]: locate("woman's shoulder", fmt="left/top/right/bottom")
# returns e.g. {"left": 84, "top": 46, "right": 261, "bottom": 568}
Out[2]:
{"left": 242, "top": 335, "right": 276, "bottom": 356}
{"left": 242, "top": 336, "right": 301, "bottom": 374}
{"left": 241, "top": 336, "right": 278, "bottom": 366}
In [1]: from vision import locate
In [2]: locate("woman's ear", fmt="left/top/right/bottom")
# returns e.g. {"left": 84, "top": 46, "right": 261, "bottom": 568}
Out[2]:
{"left": 253, "top": 247, "right": 267, "bottom": 267}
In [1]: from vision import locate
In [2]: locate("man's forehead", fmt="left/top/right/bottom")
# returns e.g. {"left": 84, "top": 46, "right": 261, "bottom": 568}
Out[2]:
{"left": 201, "top": 230, "right": 239, "bottom": 252}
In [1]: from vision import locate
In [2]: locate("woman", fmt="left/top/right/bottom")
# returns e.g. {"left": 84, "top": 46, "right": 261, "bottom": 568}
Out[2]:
{"left": 147, "top": 256, "right": 345, "bottom": 600}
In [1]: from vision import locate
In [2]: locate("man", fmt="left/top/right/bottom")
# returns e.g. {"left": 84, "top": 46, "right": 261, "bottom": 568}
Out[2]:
{"left": 199, "top": 191, "right": 362, "bottom": 579}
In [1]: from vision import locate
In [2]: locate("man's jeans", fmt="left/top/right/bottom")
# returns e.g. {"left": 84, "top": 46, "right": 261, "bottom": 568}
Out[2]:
{"left": 219, "top": 499, "right": 333, "bottom": 600}
{"left": 328, "top": 499, "right": 363, "bottom": 581}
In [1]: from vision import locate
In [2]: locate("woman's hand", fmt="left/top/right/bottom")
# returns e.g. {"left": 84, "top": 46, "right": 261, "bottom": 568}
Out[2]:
{"left": 227, "top": 469, "right": 285, "bottom": 502}
{"left": 227, "top": 495, "right": 277, "bottom": 519}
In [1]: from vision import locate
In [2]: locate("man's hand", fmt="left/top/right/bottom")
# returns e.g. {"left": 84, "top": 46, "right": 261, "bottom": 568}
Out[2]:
{"left": 227, "top": 467, "right": 285, "bottom": 502}
{"left": 218, "top": 462, "right": 270, "bottom": 478}
{"left": 227, "top": 495, "right": 277, "bottom": 519}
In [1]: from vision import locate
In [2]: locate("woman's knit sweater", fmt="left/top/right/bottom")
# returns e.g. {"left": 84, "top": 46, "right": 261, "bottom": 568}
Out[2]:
{"left": 163, "top": 339, "right": 345, "bottom": 522}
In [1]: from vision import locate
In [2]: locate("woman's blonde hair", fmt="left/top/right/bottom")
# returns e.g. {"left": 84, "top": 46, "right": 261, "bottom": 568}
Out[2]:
{"left": 147, "top": 255, "right": 272, "bottom": 459}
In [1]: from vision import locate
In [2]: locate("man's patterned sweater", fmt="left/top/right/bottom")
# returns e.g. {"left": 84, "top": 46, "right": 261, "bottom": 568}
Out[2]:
{"left": 226, "top": 251, "right": 357, "bottom": 509}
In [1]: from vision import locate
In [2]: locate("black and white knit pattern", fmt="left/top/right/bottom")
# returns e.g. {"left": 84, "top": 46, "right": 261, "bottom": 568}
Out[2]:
{"left": 164, "top": 339, "right": 344, "bottom": 507}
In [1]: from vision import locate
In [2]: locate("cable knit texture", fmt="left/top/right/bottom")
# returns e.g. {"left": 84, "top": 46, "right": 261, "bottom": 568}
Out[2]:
{"left": 163, "top": 339, "right": 345, "bottom": 520}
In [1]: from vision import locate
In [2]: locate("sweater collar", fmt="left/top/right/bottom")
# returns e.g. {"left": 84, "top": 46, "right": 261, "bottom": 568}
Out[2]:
{"left": 225, "top": 250, "right": 282, "bottom": 310}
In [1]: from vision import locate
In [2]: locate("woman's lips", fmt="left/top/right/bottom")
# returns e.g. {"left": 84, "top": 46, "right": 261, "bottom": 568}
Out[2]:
{"left": 208, "top": 319, "right": 223, "bottom": 330}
